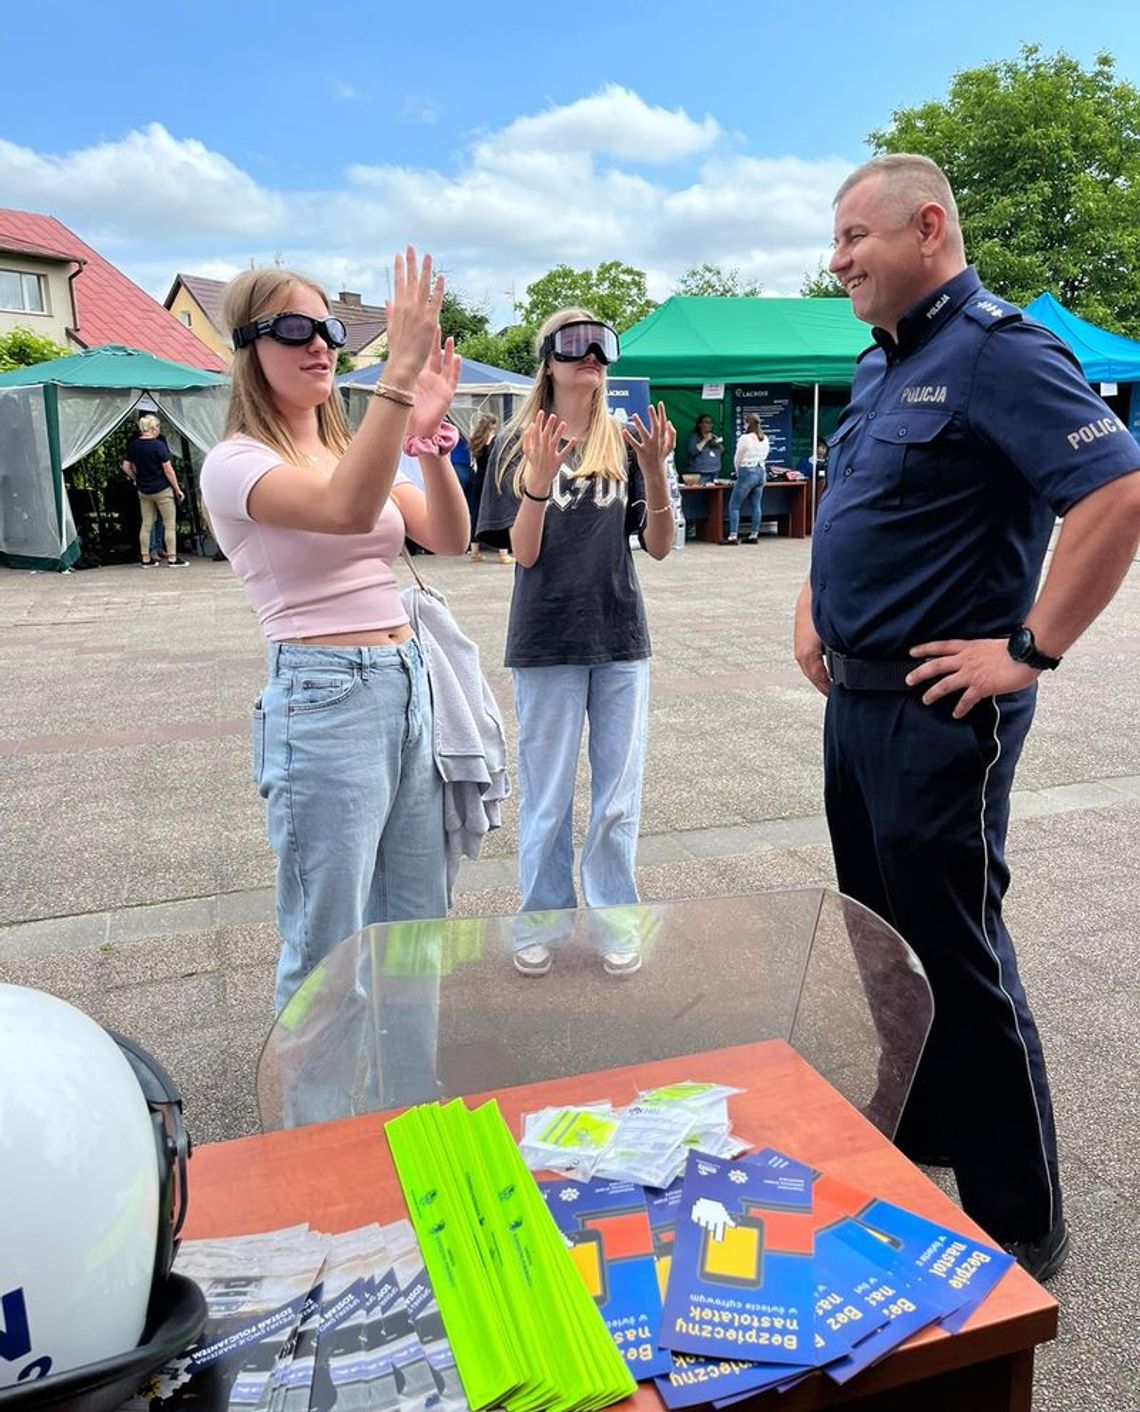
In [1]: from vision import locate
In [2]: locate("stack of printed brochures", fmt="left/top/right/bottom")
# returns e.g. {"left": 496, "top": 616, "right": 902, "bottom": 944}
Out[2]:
{"left": 136, "top": 1082, "right": 1016, "bottom": 1409}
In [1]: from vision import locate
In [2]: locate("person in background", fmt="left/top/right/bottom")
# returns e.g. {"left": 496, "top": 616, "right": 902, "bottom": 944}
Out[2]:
{"left": 122, "top": 414, "right": 188, "bottom": 566}
{"left": 466, "top": 413, "right": 511, "bottom": 564}
{"left": 685, "top": 413, "right": 723, "bottom": 481}
{"left": 475, "top": 309, "right": 675, "bottom": 978}
{"left": 200, "top": 248, "right": 470, "bottom": 1013}
{"left": 726, "top": 413, "right": 769, "bottom": 544}
{"left": 796, "top": 438, "right": 829, "bottom": 489}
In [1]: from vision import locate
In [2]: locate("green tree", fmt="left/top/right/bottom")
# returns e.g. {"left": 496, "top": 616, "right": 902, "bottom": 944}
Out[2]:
{"left": 439, "top": 290, "right": 490, "bottom": 345}
{"left": 455, "top": 325, "right": 539, "bottom": 376}
{"left": 799, "top": 261, "right": 847, "bottom": 299}
{"left": 335, "top": 350, "right": 355, "bottom": 376}
{"left": 0, "top": 326, "right": 68, "bottom": 372}
{"left": 517, "top": 261, "right": 657, "bottom": 332}
{"left": 870, "top": 45, "right": 1140, "bottom": 333}
{"left": 675, "top": 263, "right": 763, "bottom": 298}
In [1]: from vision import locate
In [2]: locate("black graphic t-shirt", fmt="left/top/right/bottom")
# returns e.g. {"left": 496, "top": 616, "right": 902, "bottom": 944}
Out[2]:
{"left": 475, "top": 442, "right": 651, "bottom": 667}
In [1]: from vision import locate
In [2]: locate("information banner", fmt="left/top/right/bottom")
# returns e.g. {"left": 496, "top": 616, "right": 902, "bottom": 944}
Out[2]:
{"left": 731, "top": 385, "right": 793, "bottom": 466}
{"left": 608, "top": 378, "right": 652, "bottom": 428}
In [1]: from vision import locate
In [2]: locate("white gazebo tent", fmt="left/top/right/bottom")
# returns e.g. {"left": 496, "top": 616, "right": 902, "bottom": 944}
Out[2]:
{"left": 0, "top": 345, "right": 227, "bottom": 570}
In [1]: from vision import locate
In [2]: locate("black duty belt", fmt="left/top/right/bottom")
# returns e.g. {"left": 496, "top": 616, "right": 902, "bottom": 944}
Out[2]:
{"left": 825, "top": 649, "right": 914, "bottom": 693}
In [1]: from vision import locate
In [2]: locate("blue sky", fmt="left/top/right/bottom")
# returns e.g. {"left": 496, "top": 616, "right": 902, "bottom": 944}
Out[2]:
{"left": 4, "top": 0, "right": 1138, "bottom": 322}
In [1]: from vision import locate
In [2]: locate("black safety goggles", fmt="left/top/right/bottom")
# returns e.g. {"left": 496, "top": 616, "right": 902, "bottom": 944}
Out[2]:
{"left": 540, "top": 320, "right": 620, "bottom": 365}
{"left": 232, "top": 311, "right": 349, "bottom": 351}
{"left": 108, "top": 1030, "right": 190, "bottom": 1287}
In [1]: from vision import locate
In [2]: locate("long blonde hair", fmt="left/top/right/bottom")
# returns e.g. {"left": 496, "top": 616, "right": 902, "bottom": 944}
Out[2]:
{"left": 221, "top": 268, "right": 351, "bottom": 464}
{"left": 497, "top": 307, "right": 625, "bottom": 495}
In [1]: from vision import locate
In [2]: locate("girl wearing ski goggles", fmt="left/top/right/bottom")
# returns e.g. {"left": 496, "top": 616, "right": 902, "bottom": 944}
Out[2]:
{"left": 475, "top": 307, "right": 676, "bottom": 981}
{"left": 539, "top": 319, "right": 620, "bottom": 365}
{"left": 202, "top": 249, "right": 471, "bottom": 1016}
{"left": 231, "top": 311, "right": 349, "bottom": 351}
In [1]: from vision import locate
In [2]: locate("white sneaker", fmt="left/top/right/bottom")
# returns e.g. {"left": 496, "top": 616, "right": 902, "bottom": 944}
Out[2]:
{"left": 602, "top": 949, "right": 642, "bottom": 978}
{"left": 513, "top": 943, "right": 552, "bottom": 977}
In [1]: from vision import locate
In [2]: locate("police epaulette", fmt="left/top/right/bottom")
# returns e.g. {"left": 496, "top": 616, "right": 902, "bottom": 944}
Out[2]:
{"left": 963, "top": 295, "right": 1022, "bottom": 330}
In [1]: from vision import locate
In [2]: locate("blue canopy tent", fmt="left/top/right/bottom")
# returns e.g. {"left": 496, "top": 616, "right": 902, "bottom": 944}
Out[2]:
{"left": 1024, "top": 293, "right": 1140, "bottom": 382}
{"left": 338, "top": 357, "right": 532, "bottom": 440}
{"left": 1025, "top": 293, "right": 1140, "bottom": 437}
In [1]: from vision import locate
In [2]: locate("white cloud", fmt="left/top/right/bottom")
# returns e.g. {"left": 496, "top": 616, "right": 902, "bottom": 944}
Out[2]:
{"left": 400, "top": 94, "right": 440, "bottom": 125}
{"left": 0, "top": 124, "right": 284, "bottom": 240}
{"left": 0, "top": 95, "right": 854, "bottom": 321}
{"left": 332, "top": 79, "right": 370, "bottom": 103}
{"left": 473, "top": 85, "right": 721, "bottom": 165}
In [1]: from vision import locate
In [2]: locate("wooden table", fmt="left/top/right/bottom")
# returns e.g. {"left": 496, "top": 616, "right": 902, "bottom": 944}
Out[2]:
{"left": 680, "top": 481, "right": 807, "bottom": 542}
{"left": 186, "top": 1040, "right": 1056, "bottom": 1412}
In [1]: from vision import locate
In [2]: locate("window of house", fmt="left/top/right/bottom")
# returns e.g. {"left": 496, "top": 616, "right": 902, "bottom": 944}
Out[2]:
{"left": 0, "top": 269, "right": 47, "bottom": 314}
{"left": 179, "top": 310, "right": 192, "bottom": 327}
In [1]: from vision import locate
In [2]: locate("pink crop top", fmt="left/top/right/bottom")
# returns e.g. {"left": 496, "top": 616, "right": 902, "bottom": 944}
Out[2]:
{"left": 200, "top": 434, "right": 411, "bottom": 641}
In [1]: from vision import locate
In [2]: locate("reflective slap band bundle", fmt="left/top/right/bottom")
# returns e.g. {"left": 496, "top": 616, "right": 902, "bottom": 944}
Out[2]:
{"left": 385, "top": 1099, "right": 636, "bottom": 1412}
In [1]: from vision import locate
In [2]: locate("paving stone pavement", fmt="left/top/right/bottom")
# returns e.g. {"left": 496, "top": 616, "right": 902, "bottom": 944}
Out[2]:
{"left": 1, "top": 539, "right": 1138, "bottom": 1411}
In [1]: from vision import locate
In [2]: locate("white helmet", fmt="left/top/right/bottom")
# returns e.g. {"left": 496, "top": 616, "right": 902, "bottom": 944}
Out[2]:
{"left": 0, "top": 985, "right": 199, "bottom": 1395}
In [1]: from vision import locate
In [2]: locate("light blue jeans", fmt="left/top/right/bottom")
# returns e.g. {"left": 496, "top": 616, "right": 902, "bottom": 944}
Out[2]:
{"left": 255, "top": 641, "right": 446, "bottom": 1012}
{"left": 728, "top": 466, "right": 767, "bottom": 537}
{"left": 512, "top": 660, "right": 650, "bottom": 944}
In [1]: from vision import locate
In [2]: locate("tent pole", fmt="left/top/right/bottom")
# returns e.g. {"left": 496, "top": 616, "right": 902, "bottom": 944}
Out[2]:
{"left": 811, "top": 383, "right": 820, "bottom": 528}
{"left": 43, "top": 383, "right": 66, "bottom": 554}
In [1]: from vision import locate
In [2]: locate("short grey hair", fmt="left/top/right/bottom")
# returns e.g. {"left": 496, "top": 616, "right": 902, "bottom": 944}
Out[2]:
{"left": 835, "top": 154, "right": 964, "bottom": 255}
{"left": 138, "top": 413, "right": 161, "bottom": 435}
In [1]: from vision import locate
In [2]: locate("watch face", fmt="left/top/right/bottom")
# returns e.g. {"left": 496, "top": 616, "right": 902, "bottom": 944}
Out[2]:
{"left": 1009, "top": 627, "right": 1033, "bottom": 661}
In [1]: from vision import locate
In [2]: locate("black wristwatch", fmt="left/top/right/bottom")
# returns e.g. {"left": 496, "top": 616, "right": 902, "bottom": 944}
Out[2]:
{"left": 1007, "top": 626, "right": 1062, "bottom": 671}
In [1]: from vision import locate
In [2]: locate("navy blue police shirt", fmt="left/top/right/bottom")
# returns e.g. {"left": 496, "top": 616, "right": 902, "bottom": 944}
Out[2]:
{"left": 811, "top": 266, "right": 1140, "bottom": 658}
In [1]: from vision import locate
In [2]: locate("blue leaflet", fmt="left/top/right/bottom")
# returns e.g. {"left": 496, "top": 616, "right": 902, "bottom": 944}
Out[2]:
{"left": 659, "top": 1150, "right": 813, "bottom": 1367}
{"left": 541, "top": 1175, "right": 673, "bottom": 1379}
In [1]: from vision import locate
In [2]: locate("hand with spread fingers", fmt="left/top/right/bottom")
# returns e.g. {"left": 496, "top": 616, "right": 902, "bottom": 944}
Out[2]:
{"left": 383, "top": 246, "right": 445, "bottom": 385}
{"left": 521, "top": 410, "right": 578, "bottom": 496}
{"left": 906, "top": 637, "right": 1040, "bottom": 717}
{"left": 622, "top": 401, "right": 676, "bottom": 471}
{"left": 409, "top": 338, "right": 461, "bottom": 439}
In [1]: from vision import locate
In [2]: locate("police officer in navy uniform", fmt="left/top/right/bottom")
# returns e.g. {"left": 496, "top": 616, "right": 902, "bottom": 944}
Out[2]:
{"left": 793, "top": 153, "right": 1140, "bottom": 1283}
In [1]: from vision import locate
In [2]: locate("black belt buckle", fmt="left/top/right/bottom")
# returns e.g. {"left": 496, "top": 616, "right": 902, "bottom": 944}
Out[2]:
{"left": 825, "top": 649, "right": 913, "bottom": 692}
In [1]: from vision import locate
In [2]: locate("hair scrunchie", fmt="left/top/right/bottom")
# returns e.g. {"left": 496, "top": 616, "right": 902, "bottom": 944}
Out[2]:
{"left": 403, "top": 423, "right": 459, "bottom": 457}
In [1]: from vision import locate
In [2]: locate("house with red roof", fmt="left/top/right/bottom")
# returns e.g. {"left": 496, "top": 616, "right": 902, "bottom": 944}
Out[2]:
{"left": 165, "top": 273, "right": 387, "bottom": 370}
{"left": 0, "top": 208, "right": 227, "bottom": 373}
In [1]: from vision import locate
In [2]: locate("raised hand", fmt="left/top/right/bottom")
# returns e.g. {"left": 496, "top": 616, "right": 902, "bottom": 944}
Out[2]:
{"left": 623, "top": 402, "right": 676, "bottom": 468}
{"left": 408, "top": 338, "right": 461, "bottom": 438}
{"left": 383, "top": 246, "right": 443, "bottom": 385}
{"left": 521, "top": 411, "right": 578, "bottom": 496}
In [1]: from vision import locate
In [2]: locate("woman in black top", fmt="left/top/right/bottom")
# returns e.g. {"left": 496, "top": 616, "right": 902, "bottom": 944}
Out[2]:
{"left": 476, "top": 308, "right": 675, "bottom": 977}
{"left": 121, "top": 414, "right": 188, "bottom": 565}
{"left": 466, "top": 414, "right": 510, "bottom": 564}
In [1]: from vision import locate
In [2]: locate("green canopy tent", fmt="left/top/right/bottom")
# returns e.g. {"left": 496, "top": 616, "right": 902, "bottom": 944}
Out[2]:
{"left": 0, "top": 345, "right": 228, "bottom": 570}
{"left": 613, "top": 296, "right": 869, "bottom": 521}
{"left": 614, "top": 296, "right": 869, "bottom": 386}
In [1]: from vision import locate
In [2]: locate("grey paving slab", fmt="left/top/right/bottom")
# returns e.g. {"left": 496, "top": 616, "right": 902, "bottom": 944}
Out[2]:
{"left": 107, "top": 896, "right": 218, "bottom": 944}
{"left": 215, "top": 888, "right": 276, "bottom": 926}
{"left": 4, "top": 542, "right": 1140, "bottom": 1409}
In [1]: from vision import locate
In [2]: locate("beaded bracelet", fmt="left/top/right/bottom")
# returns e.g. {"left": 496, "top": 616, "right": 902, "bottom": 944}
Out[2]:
{"left": 372, "top": 382, "right": 416, "bottom": 407}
